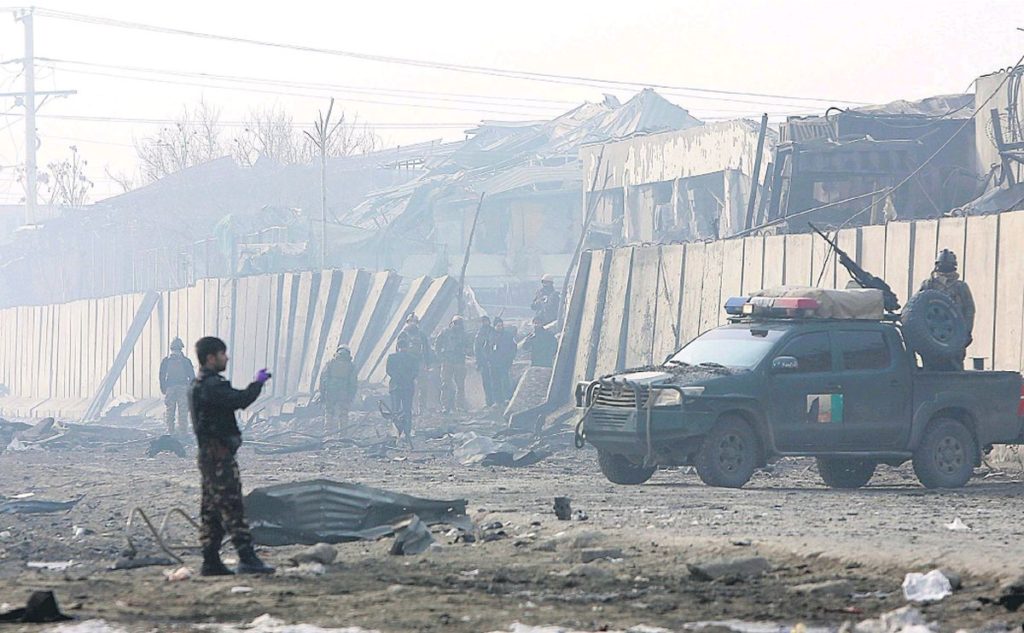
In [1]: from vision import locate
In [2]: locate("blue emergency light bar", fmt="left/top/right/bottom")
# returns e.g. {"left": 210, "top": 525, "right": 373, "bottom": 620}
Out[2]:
{"left": 724, "top": 295, "right": 821, "bottom": 318}
{"left": 724, "top": 296, "right": 749, "bottom": 315}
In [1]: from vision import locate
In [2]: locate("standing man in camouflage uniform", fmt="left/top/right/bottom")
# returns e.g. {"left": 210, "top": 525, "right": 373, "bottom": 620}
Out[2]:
{"left": 160, "top": 337, "right": 195, "bottom": 436}
{"left": 188, "top": 336, "right": 274, "bottom": 576}
{"left": 474, "top": 316, "right": 496, "bottom": 409}
{"left": 386, "top": 337, "right": 419, "bottom": 448}
{"left": 435, "top": 316, "right": 470, "bottom": 414}
{"left": 318, "top": 346, "right": 358, "bottom": 434}
{"left": 919, "top": 249, "right": 976, "bottom": 369}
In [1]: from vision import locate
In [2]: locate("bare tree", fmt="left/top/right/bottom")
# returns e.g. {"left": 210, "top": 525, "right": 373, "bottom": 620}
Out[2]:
{"left": 233, "top": 105, "right": 381, "bottom": 167}
{"left": 43, "top": 145, "right": 94, "bottom": 207}
{"left": 104, "top": 166, "right": 136, "bottom": 194}
{"left": 135, "top": 99, "right": 226, "bottom": 182}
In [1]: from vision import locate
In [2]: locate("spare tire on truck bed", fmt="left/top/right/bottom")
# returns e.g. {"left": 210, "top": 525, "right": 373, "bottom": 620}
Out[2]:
{"left": 900, "top": 289, "right": 968, "bottom": 366}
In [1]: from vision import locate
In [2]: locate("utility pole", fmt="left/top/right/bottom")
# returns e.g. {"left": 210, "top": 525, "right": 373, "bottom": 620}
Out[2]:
{"left": 8, "top": 9, "right": 75, "bottom": 225}
{"left": 19, "top": 9, "right": 36, "bottom": 225}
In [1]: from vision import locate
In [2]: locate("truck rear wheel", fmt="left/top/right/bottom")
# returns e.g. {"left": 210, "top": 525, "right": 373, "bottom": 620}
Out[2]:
{"left": 597, "top": 450, "right": 656, "bottom": 485}
{"left": 913, "top": 417, "right": 977, "bottom": 489}
{"left": 695, "top": 416, "right": 760, "bottom": 488}
{"left": 816, "top": 457, "right": 876, "bottom": 489}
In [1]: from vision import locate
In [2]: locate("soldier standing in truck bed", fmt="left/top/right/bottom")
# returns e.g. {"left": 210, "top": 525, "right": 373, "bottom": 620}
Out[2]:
{"left": 919, "top": 249, "right": 975, "bottom": 368}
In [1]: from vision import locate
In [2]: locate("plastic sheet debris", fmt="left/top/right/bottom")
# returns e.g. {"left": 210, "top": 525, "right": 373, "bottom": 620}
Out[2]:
{"left": 276, "top": 563, "right": 326, "bottom": 578}
{"left": 245, "top": 479, "right": 469, "bottom": 546}
{"left": 0, "top": 496, "right": 81, "bottom": 514}
{"left": 27, "top": 560, "right": 74, "bottom": 571}
{"left": 0, "top": 591, "right": 72, "bottom": 624}
{"left": 389, "top": 515, "right": 435, "bottom": 555}
{"left": 230, "top": 586, "right": 253, "bottom": 594}
{"left": 944, "top": 517, "right": 970, "bottom": 532}
{"left": 452, "top": 432, "right": 549, "bottom": 468}
{"left": 45, "top": 621, "right": 130, "bottom": 633}
{"left": 163, "top": 566, "right": 193, "bottom": 582}
{"left": 902, "top": 570, "right": 953, "bottom": 602}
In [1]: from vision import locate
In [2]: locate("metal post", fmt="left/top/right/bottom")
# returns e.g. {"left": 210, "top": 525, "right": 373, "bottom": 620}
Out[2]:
{"left": 19, "top": 10, "right": 37, "bottom": 225}
{"left": 744, "top": 113, "right": 769, "bottom": 230}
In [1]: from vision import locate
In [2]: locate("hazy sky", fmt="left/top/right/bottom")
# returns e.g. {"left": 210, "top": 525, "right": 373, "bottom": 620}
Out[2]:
{"left": 0, "top": 0, "right": 1021, "bottom": 203}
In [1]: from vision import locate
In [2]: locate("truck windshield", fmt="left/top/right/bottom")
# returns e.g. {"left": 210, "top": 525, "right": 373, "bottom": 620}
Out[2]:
{"left": 668, "top": 327, "right": 786, "bottom": 370}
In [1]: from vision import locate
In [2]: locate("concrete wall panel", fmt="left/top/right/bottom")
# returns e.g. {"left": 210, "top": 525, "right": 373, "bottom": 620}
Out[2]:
{"left": 360, "top": 276, "right": 432, "bottom": 382}
{"left": 624, "top": 245, "right": 661, "bottom": 367}
{"left": 350, "top": 272, "right": 400, "bottom": 372}
{"left": 810, "top": 231, "right": 836, "bottom": 289}
{"left": 884, "top": 221, "right": 913, "bottom": 305}
{"left": 573, "top": 250, "right": 611, "bottom": 384}
{"left": 859, "top": 225, "right": 886, "bottom": 281}
{"left": 679, "top": 242, "right": 705, "bottom": 345}
{"left": 698, "top": 241, "right": 724, "bottom": 335}
{"left": 911, "top": 219, "right": 939, "bottom": 295}
{"left": 936, "top": 216, "right": 967, "bottom": 261}
{"left": 784, "top": 233, "right": 813, "bottom": 288}
{"left": 964, "top": 214, "right": 999, "bottom": 366}
{"left": 718, "top": 239, "right": 745, "bottom": 326}
{"left": 741, "top": 236, "right": 764, "bottom": 294}
{"left": 995, "top": 211, "right": 1024, "bottom": 370}
{"left": 761, "top": 235, "right": 785, "bottom": 289}
{"left": 653, "top": 245, "right": 685, "bottom": 360}
{"left": 594, "top": 247, "right": 634, "bottom": 375}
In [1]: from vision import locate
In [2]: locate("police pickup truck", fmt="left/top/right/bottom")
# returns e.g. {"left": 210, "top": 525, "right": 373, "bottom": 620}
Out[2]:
{"left": 575, "top": 292, "right": 1024, "bottom": 489}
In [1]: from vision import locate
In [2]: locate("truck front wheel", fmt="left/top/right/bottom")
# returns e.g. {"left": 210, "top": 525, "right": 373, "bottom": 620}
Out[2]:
{"left": 695, "top": 416, "right": 760, "bottom": 488}
{"left": 597, "top": 450, "right": 656, "bottom": 485}
{"left": 913, "top": 417, "right": 977, "bottom": 489}
{"left": 816, "top": 457, "right": 876, "bottom": 489}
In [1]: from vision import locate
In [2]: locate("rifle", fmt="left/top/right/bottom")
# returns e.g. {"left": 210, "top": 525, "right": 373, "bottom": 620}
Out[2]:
{"left": 809, "top": 223, "right": 901, "bottom": 312}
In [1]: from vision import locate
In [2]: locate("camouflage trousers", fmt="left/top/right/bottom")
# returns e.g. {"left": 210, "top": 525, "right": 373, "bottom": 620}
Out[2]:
{"left": 197, "top": 440, "right": 252, "bottom": 551}
{"left": 164, "top": 385, "right": 189, "bottom": 435}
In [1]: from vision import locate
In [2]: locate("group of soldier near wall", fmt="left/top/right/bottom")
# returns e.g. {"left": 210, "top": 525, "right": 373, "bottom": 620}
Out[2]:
{"left": 160, "top": 276, "right": 562, "bottom": 439}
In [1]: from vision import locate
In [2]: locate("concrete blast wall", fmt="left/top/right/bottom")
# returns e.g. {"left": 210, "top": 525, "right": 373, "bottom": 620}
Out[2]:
{"left": 0, "top": 271, "right": 456, "bottom": 420}
{"left": 558, "top": 210, "right": 1024, "bottom": 386}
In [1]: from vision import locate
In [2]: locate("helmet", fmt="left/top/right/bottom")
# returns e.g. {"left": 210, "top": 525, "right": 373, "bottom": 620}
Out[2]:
{"left": 935, "top": 249, "right": 958, "bottom": 273}
{"left": 541, "top": 275, "right": 555, "bottom": 284}
{"left": 405, "top": 312, "right": 419, "bottom": 324}
{"left": 451, "top": 315, "right": 464, "bottom": 326}
{"left": 337, "top": 345, "right": 351, "bottom": 358}
{"left": 170, "top": 337, "right": 184, "bottom": 351}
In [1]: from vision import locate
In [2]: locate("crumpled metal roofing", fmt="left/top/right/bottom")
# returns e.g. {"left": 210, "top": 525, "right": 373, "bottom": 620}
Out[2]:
{"left": 245, "top": 478, "right": 470, "bottom": 546}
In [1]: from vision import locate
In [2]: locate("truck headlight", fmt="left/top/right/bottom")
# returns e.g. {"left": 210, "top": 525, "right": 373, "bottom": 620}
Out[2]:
{"left": 650, "top": 389, "right": 682, "bottom": 407}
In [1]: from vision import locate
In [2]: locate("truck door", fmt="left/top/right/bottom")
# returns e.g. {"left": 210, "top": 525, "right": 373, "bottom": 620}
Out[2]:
{"left": 768, "top": 331, "right": 845, "bottom": 451}
{"left": 832, "top": 329, "right": 911, "bottom": 450}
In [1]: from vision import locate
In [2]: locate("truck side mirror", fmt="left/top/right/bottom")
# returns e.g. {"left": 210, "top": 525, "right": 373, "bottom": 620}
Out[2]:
{"left": 772, "top": 356, "right": 799, "bottom": 372}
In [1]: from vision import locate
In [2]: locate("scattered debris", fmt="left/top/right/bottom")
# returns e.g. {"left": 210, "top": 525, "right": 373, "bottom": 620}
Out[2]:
{"left": 163, "top": 566, "right": 193, "bottom": 582}
{"left": 108, "top": 555, "right": 174, "bottom": 571}
{"left": 788, "top": 580, "right": 854, "bottom": 597}
{"left": 995, "top": 574, "right": 1024, "bottom": 611}
{"left": 27, "top": 560, "right": 75, "bottom": 571}
{"left": 288, "top": 543, "right": 338, "bottom": 566}
{"left": 0, "top": 591, "right": 72, "bottom": 624}
{"left": 579, "top": 548, "right": 622, "bottom": 563}
{"left": 276, "top": 563, "right": 326, "bottom": 578}
{"left": 553, "top": 497, "right": 571, "bottom": 521}
{"left": 146, "top": 434, "right": 187, "bottom": 458}
{"left": 389, "top": 515, "right": 435, "bottom": 555}
{"left": 205, "top": 613, "right": 380, "bottom": 633}
{"left": 853, "top": 606, "right": 932, "bottom": 633}
{"left": 688, "top": 557, "right": 770, "bottom": 582}
{"left": 572, "top": 510, "right": 589, "bottom": 521}
{"left": 902, "top": 570, "right": 953, "bottom": 602}
{"left": 230, "top": 586, "right": 253, "bottom": 594}
{"left": 945, "top": 517, "right": 971, "bottom": 532}
{"left": 0, "top": 496, "right": 81, "bottom": 514}
{"left": 246, "top": 479, "right": 469, "bottom": 546}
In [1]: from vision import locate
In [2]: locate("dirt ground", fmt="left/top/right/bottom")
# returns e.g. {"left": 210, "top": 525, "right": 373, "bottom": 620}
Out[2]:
{"left": 2, "top": 413, "right": 1024, "bottom": 633}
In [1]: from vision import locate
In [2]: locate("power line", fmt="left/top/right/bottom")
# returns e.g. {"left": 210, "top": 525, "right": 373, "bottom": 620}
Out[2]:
{"left": 33, "top": 7, "right": 867, "bottom": 107}
{"left": 37, "top": 114, "right": 475, "bottom": 129}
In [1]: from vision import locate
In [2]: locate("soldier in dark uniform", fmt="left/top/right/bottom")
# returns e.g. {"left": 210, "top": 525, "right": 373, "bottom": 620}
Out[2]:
{"left": 530, "top": 275, "right": 561, "bottom": 325}
{"left": 435, "top": 316, "right": 470, "bottom": 413}
{"left": 520, "top": 317, "right": 558, "bottom": 368}
{"left": 159, "top": 337, "right": 195, "bottom": 436}
{"left": 397, "top": 313, "right": 434, "bottom": 412}
{"left": 474, "top": 316, "right": 496, "bottom": 408}
{"left": 188, "top": 336, "right": 274, "bottom": 576}
{"left": 919, "top": 249, "right": 976, "bottom": 369}
{"left": 318, "top": 346, "right": 358, "bottom": 434}
{"left": 490, "top": 318, "right": 518, "bottom": 406}
{"left": 386, "top": 338, "right": 419, "bottom": 448}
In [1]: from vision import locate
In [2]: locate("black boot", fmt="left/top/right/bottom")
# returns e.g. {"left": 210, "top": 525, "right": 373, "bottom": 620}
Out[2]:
{"left": 200, "top": 547, "right": 234, "bottom": 576}
{"left": 236, "top": 545, "right": 275, "bottom": 575}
